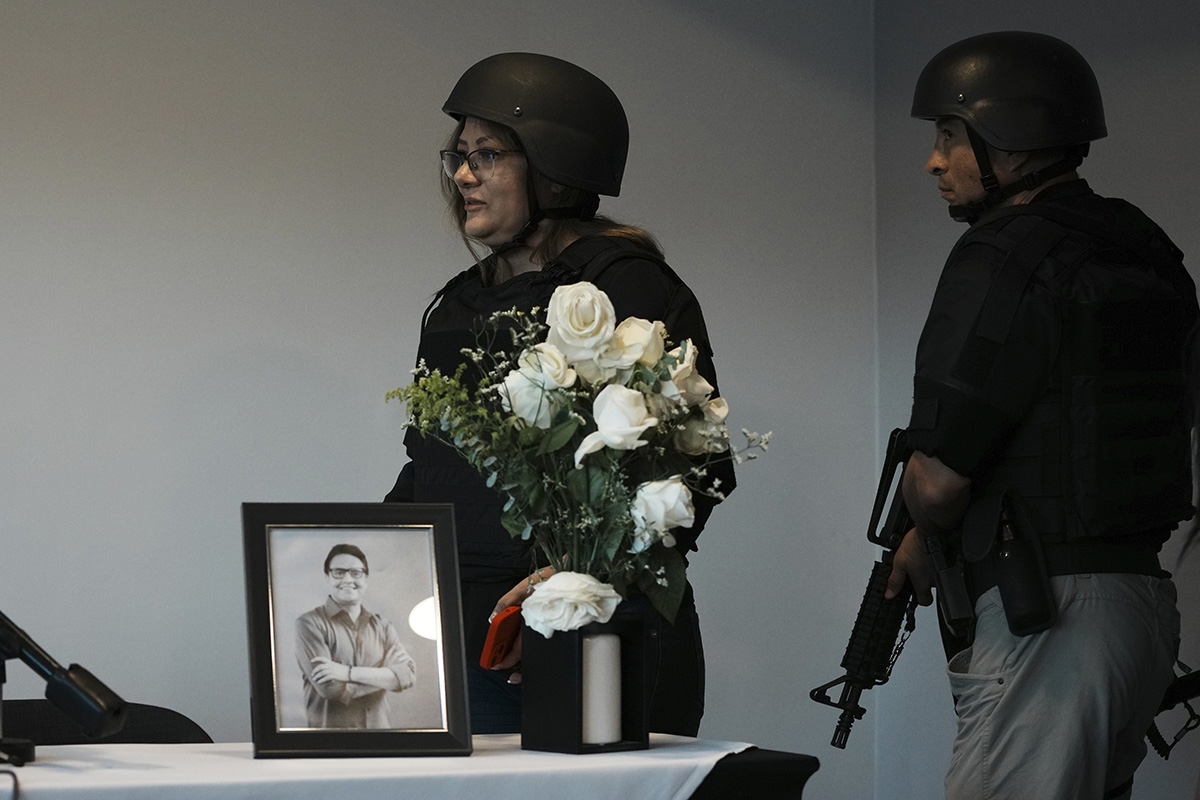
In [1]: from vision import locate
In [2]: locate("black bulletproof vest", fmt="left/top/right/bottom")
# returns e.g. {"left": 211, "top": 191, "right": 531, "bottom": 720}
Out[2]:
{"left": 955, "top": 198, "right": 1198, "bottom": 563}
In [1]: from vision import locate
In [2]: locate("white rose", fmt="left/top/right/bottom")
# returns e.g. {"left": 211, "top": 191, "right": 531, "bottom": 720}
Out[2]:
{"left": 667, "top": 340, "right": 715, "bottom": 406}
{"left": 573, "top": 384, "right": 658, "bottom": 467}
{"left": 673, "top": 412, "right": 731, "bottom": 455}
{"left": 521, "top": 571, "right": 622, "bottom": 637}
{"left": 676, "top": 395, "right": 731, "bottom": 455}
{"left": 702, "top": 396, "right": 729, "bottom": 423}
{"left": 497, "top": 367, "right": 558, "bottom": 429}
{"left": 574, "top": 318, "right": 666, "bottom": 386}
{"left": 606, "top": 318, "right": 667, "bottom": 369}
{"left": 629, "top": 477, "right": 694, "bottom": 553}
{"left": 518, "top": 342, "right": 576, "bottom": 389}
{"left": 546, "top": 282, "right": 616, "bottom": 364}
{"left": 573, "top": 358, "right": 619, "bottom": 386}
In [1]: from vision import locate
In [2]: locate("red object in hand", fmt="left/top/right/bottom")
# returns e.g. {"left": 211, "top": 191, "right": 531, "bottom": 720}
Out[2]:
{"left": 479, "top": 605, "right": 522, "bottom": 669}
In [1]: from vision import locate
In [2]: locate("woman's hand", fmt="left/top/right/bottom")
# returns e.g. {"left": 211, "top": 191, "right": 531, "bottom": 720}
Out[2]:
{"left": 490, "top": 566, "right": 556, "bottom": 619}
{"left": 486, "top": 567, "right": 557, "bottom": 677}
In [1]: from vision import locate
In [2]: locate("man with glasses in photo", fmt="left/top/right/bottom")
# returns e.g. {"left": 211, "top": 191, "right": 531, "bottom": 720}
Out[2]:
{"left": 295, "top": 544, "right": 417, "bottom": 729}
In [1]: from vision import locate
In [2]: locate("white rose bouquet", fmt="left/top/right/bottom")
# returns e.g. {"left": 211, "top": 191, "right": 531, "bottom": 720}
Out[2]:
{"left": 389, "top": 282, "right": 768, "bottom": 633}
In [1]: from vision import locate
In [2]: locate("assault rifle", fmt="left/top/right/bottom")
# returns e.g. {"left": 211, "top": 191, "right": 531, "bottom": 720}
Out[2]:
{"left": 1149, "top": 666, "right": 1200, "bottom": 760}
{"left": 810, "top": 428, "right": 972, "bottom": 748}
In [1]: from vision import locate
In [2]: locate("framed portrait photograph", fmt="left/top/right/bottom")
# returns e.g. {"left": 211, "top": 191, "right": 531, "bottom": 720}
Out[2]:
{"left": 242, "top": 502, "right": 471, "bottom": 757}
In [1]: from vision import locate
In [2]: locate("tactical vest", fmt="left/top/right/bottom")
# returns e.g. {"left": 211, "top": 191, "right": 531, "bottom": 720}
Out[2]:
{"left": 956, "top": 199, "right": 1198, "bottom": 564}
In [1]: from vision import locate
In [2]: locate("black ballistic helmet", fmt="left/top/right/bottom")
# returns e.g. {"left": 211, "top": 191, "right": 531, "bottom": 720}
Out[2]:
{"left": 443, "top": 52, "right": 628, "bottom": 197}
{"left": 911, "top": 31, "right": 1106, "bottom": 151}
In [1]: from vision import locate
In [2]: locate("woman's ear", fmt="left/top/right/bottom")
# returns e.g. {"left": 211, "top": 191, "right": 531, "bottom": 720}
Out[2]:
{"left": 532, "top": 175, "right": 566, "bottom": 207}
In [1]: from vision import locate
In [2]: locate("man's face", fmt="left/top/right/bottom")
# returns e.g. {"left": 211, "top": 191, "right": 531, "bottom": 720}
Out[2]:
{"left": 925, "top": 117, "right": 986, "bottom": 207}
{"left": 326, "top": 553, "right": 368, "bottom": 607}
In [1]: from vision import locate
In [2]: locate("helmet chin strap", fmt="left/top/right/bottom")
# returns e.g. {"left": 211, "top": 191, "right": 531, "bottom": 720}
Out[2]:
{"left": 489, "top": 187, "right": 600, "bottom": 256}
{"left": 949, "top": 127, "right": 1084, "bottom": 224}
{"left": 489, "top": 214, "right": 543, "bottom": 256}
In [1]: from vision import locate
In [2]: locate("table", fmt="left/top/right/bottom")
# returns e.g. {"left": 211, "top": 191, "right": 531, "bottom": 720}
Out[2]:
{"left": 0, "top": 735, "right": 818, "bottom": 799}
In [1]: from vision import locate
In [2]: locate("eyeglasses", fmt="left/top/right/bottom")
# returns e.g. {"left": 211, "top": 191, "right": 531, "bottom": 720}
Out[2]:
{"left": 328, "top": 568, "right": 366, "bottom": 579}
{"left": 439, "top": 148, "right": 521, "bottom": 180}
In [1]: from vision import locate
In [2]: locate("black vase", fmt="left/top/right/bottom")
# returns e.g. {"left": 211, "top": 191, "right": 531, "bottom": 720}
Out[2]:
{"left": 520, "top": 601, "right": 649, "bottom": 753}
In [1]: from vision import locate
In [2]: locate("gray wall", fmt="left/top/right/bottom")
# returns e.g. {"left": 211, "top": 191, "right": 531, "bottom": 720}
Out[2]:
{"left": 1, "top": 2, "right": 1196, "bottom": 798}
{"left": 875, "top": 2, "right": 1200, "bottom": 798}
{"left": 0, "top": 1, "right": 878, "bottom": 797}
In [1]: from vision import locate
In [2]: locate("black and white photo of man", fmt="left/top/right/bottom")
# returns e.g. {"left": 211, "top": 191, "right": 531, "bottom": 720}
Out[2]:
{"left": 295, "top": 543, "right": 417, "bottom": 729}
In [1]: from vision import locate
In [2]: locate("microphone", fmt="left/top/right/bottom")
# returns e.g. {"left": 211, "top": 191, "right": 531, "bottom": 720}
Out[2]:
{"left": 1, "top": 608, "right": 127, "bottom": 764}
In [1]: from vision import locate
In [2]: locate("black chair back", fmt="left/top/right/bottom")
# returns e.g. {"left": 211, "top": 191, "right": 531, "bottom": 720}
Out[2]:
{"left": 1, "top": 699, "right": 212, "bottom": 745}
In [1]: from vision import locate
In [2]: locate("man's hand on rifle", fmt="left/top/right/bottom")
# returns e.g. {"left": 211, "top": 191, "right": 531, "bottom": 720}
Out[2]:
{"left": 886, "top": 450, "right": 973, "bottom": 605}
{"left": 885, "top": 528, "right": 935, "bottom": 605}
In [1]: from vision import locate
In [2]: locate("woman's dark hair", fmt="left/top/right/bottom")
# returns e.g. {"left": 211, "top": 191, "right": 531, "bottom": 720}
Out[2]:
{"left": 324, "top": 543, "right": 368, "bottom": 574}
{"left": 440, "top": 118, "right": 663, "bottom": 270}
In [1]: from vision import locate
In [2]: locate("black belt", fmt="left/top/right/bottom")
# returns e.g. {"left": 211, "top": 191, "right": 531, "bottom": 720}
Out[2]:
{"left": 966, "top": 540, "right": 1166, "bottom": 605}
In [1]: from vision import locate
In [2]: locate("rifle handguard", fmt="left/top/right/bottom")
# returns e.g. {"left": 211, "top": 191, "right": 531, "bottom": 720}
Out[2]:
{"left": 810, "top": 554, "right": 916, "bottom": 748}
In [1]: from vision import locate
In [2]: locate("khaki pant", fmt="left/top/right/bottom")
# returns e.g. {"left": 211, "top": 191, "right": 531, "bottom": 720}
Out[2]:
{"left": 944, "top": 574, "right": 1179, "bottom": 800}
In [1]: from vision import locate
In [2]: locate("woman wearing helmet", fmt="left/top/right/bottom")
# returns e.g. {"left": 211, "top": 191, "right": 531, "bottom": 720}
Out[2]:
{"left": 384, "top": 53, "right": 734, "bottom": 736}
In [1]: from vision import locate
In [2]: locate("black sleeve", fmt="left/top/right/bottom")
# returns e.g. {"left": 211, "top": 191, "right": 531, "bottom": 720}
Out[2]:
{"left": 384, "top": 426, "right": 425, "bottom": 502}
{"left": 590, "top": 257, "right": 716, "bottom": 384}
{"left": 383, "top": 462, "right": 414, "bottom": 503}
{"left": 907, "top": 237, "right": 1060, "bottom": 476}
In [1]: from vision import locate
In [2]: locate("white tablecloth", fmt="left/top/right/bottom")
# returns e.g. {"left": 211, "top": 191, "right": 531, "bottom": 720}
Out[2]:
{"left": 2, "top": 734, "right": 753, "bottom": 800}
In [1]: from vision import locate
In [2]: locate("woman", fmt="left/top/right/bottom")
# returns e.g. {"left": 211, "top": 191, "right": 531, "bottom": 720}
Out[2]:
{"left": 385, "top": 52, "right": 734, "bottom": 735}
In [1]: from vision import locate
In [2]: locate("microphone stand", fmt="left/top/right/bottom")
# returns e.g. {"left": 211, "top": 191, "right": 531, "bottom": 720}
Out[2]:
{"left": 0, "top": 609, "right": 127, "bottom": 765}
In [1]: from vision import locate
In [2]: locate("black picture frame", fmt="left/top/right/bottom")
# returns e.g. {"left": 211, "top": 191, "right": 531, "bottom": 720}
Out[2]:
{"left": 242, "top": 502, "right": 471, "bottom": 757}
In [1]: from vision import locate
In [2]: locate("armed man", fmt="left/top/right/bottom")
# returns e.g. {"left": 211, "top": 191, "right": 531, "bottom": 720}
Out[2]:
{"left": 884, "top": 31, "right": 1198, "bottom": 799}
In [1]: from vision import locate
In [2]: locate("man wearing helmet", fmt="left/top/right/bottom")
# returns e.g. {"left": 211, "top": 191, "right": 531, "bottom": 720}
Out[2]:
{"left": 385, "top": 53, "right": 733, "bottom": 736}
{"left": 885, "top": 32, "right": 1197, "bottom": 799}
